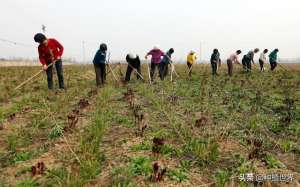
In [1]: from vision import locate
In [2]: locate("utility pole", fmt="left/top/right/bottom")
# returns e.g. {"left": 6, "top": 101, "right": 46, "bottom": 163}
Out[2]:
{"left": 199, "top": 42, "right": 203, "bottom": 63}
{"left": 42, "top": 25, "right": 46, "bottom": 33}
{"left": 200, "top": 41, "right": 205, "bottom": 63}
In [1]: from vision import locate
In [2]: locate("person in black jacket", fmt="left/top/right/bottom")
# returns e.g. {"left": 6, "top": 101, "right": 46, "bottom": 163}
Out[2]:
{"left": 244, "top": 48, "right": 259, "bottom": 72}
{"left": 210, "top": 49, "right": 220, "bottom": 75}
{"left": 125, "top": 54, "right": 142, "bottom": 82}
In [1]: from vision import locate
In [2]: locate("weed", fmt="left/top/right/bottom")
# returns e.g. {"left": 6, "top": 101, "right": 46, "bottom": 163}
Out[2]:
{"left": 179, "top": 160, "right": 192, "bottom": 172}
{"left": 48, "top": 123, "right": 64, "bottom": 139}
{"left": 214, "top": 169, "right": 230, "bottom": 187}
{"left": 79, "top": 159, "right": 101, "bottom": 180}
{"left": 279, "top": 139, "right": 296, "bottom": 153}
{"left": 183, "top": 138, "right": 219, "bottom": 167}
{"left": 16, "top": 178, "right": 38, "bottom": 187}
{"left": 128, "top": 156, "right": 153, "bottom": 176}
{"left": 43, "top": 167, "right": 68, "bottom": 186}
{"left": 13, "top": 151, "right": 34, "bottom": 163}
{"left": 15, "top": 166, "right": 32, "bottom": 177}
{"left": 167, "top": 168, "right": 188, "bottom": 182}
{"left": 269, "top": 122, "right": 284, "bottom": 134}
{"left": 132, "top": 140, "right": 152, "bottom": 151}
{"left": 110, "top": 167, "right": 136, "bottom": 187}
{"left": 263, "top": 154, "right": 286, "bottom": 169}
{"left": 6, "top": 134, "right": 17, "bottom": 152}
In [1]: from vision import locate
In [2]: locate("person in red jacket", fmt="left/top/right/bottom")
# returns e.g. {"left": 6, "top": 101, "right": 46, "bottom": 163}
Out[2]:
{"left": 34, "top": 33, "right": 65, "bottom": 90}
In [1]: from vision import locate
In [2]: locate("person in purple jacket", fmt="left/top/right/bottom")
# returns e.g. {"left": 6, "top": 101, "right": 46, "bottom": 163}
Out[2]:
{"left": 145, "top": 45, "right": 165, "bottom": 81}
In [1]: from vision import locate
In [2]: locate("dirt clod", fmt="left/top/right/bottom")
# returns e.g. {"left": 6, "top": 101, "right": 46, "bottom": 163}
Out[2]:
{"left": 167, "top": 93, "right": 181, "bottom": 104}
{"left": 123, "top": 88, "right": 134, "bottom": 102}
{"left": 65, "top": 109, "right": 80, "bottom": 131}
{"left": 21, "top": 106, "right": 31, "bottom": 114}
{"left": 31, "top": 161, "right": 46, "bottom": 176}
{"left": 78, "top": 99, "right": 90, "bottom": 109}
{"left": 152, "top": 137, "right": 165, "bottom": 154}
{"left": 150, "top": 162, "right": 167, "bottom": 182}
{"left": 8, "top": 113, "right": 16, "bottom": 121}
{"left": 195, "top": 116, "right": 209, "bottom": 128}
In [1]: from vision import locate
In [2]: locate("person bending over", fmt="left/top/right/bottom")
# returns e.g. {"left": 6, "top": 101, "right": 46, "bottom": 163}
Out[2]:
{"left": 34, "top": 33, "right": 65, "bottom": 90}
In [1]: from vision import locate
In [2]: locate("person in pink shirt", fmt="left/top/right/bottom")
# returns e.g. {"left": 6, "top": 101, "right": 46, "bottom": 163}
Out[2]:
{"left": 145, "top": 45, "right": 165, "bottom": 81}
{"left": 227, "top": 50, "right": 242, "bottom": 76}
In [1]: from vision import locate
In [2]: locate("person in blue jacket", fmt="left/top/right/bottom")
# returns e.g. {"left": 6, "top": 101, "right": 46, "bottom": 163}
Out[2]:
{"left": 93, "top": 43, "right": 107, "bottom": 86}
{"left": 159, "top": 48, "right": 174, "bottom": 80}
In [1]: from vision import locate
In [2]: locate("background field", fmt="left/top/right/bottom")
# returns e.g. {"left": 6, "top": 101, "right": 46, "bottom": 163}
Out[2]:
{"left": 0, "top": 63, "right": 299, "bottom": 187}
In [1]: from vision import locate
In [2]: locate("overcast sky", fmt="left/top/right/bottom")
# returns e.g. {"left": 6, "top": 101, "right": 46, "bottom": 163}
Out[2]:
{"left": 0, "top": 0, "right": 299, "bottom": 62}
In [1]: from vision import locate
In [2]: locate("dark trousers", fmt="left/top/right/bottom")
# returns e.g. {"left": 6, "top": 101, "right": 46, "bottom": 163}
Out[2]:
{"left": 246, "top": 59, "right": 252, "bottom": 72}
{"left": 242, "top": 57, "right": 247, "bottom": 70}
{"left": 159, "top": 63, "right": 168, "bottom": 80}
{"left": 125, "top": 64, "right": 141, "bottom": 82}
{"left": 211, "top": 62, "right": 218, "bottom": 75}
{"left": 150, "top": 63, "right": 160, "bottom": 80}
{"left": 227, "top": 59, "right": 233, "bottom": 76}
{"left": 270, "top": 61, "right": 277, "bottom": 71}
{"left": 46, "top": 59, "right": 64, "bottom": 90}
{"left": 187, "top": 62, "right": 192, "bottom": 76}
{"left": 259, "top": 59, "right": 265, "bottom": 72}
{"left": 94, "top": 63, "right": 106, "bottom": 86}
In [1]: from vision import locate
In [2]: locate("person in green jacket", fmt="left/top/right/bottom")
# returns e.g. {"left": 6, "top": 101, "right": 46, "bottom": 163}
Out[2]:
{"left": 269, "top": 49, "right": 279, "bottom": 71}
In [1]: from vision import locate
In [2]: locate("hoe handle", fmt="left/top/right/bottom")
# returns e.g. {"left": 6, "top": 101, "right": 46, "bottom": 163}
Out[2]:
{"left": 14, "top": 62, "right": 54, "bottom": 90}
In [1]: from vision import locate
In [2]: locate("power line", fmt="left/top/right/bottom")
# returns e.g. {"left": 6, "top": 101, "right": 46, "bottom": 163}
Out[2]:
{"left": 0, "top": 38, "right": 34, "bottom": 48}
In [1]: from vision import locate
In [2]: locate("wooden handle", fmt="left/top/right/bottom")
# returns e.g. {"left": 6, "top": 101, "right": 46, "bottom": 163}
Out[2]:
{"left": 14, "top": 62, "right": 54, "bottom": 90}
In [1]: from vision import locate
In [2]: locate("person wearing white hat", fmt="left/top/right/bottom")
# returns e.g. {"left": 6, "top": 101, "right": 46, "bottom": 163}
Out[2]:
{"left": 125, "top": 53, "right": 142, "bottom": 82}
{"left": 145, "top": 46, "right": 165, "bottom": 81}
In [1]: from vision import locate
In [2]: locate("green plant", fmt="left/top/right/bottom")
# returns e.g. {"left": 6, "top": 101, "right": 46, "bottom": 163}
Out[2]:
{"left": 13, "top": 151, "right": 33, "bottom": 163}
{"left": 128, "top": 157, "right": 152, "bottom": 176}
{"left": 179, "top": 160, "right": 192, "bottom": 172}
{"left": 167, "top": 168, "right": 188, "bottom": 182}
{"left": 15, "top": 167, "right": 32, "bottom": 177}
{"left": 279, "top": 139, "right": 296, "bottom": 153}
{"left": 233, "top": 154, "right": 254, "bottom": 174}
{"left": 214, "top": 170, "right": 230, "bottom": 187}
{"left": 131, "top": 140, "right": 152, "bottom": 151}
{"left": 48, "top": 124, "right": 64, "bottom": 139}
{"left": 79, "top": 158, "right": 102, "bottom": 180}
{"left": 110, "top": 167, "right": 136, "bottom": 187}
{"left": 269, "top": 122, "right": 284, "bottom": 134}
{"left": 263, "top": 154, "right": 286, "bottom": 169}
{"left": 16, "top": 178, "right": 38, "bottom": 187}
{"left": 183, "top": 138, "right": 219, "bottom": 167}
{"left": 6, "top": 134, "right": 17, "bottom": 152}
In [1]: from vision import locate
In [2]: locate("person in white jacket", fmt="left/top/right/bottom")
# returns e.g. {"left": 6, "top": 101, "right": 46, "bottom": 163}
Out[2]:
{"left": 259, "top": 49, "right": 268, "bottom": 72}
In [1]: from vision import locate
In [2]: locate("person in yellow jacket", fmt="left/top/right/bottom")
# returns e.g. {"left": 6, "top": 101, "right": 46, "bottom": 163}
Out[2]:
{"left": 187, "top": 51, "right": 197, "bottom": 76}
